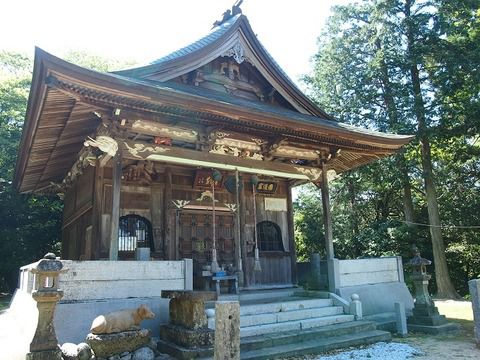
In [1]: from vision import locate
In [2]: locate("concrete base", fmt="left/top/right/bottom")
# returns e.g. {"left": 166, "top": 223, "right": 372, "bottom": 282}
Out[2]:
{"left": 364, "top": 312, "right": 397, "bottom": 332}
{"left": 160, "top": 324, "right": 214, "bottom": 348}
{"left": 55, "top": 297, "right": 170, "bottom": 344}
{"left": 408, "top": 322, "right": 461, "bottom": 335}
{"left": 337, "top": 282, "right": 414, "bottom": 316}
{"left": 157, "top": 339, "right": 213, "bottom": 360}
{"left": 407, "top": 302, "right": 461, "bottom": 335}
{"left": 9, "top": 290, "right": 171, "bottom": 345}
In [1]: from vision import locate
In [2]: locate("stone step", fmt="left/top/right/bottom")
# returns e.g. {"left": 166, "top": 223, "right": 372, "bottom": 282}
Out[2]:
{"left": 218, "top": 288, "right": 297, "bottom": 302}
{"left": 365, "top": 312, "right": 397, "bottom": 332}
{"left": 207, "top": 298, "right": 337, "bottom": 328}
{"left": 239, "top": 314, "right": 355, "bottom": 338}
{"left": 239, "top": 329, "right": 392, "bottom": 360}
{"left": 238, "top": 306, "right": 344, "bottom": 328}
{"left": 238, "top": 297, "right": 334, "bottom": 316}
{"left": 240, "top": 320, "right": 378, "bottom": 352}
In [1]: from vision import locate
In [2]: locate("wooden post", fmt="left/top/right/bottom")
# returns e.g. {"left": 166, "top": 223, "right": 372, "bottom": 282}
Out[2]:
{"left": 287, "top": 182, "right": 298, "bottom": 285}
{"left": 320, "top": 160, "right": 334, "bottom": 260}
{"left": 239, "top": 177, "right": 249, "bottom": 288}
{"left": 234, "top": 170, "right": 244, "bottom": 287}
{"left": 164, "top": 167, "right": 173, "bottom": 259}
{"left": 108, "top": 149, "right": 122, "bottom": 261}
{"left": 150, "top": 184, "right": 164, "bottom": 258}
{"left": 92, "top": 161, "right": 104, "bottom": 260}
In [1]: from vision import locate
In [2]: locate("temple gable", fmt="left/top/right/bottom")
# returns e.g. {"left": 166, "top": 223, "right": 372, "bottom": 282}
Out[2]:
{"left": 164, "top": 57, "right": 295, "bottom": 110}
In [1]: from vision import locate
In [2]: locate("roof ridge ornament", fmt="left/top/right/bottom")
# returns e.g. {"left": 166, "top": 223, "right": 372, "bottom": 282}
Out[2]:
{"left": 212, "top": 0, "right": 243, "bottom": 28}
{"left": 222, "top": 41, "right": 247, "bottom": 64}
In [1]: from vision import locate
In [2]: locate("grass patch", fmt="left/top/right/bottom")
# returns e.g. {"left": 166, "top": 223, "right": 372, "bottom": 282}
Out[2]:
{"left": 434, "top": 300, "right": 473, "bottom": 321}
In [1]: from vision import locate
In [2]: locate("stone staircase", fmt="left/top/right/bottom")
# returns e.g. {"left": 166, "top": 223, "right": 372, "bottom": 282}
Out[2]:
{"left": 205, "top": 289, "right": 391, "bottom": 359}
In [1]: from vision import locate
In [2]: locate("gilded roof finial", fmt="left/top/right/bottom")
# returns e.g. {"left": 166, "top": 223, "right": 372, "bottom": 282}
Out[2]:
{"left": 212, "top": 0, "right": 243, "bottom": 28}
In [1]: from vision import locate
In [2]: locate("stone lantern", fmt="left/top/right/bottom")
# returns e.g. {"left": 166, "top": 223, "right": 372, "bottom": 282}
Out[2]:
{"left": 407, "top": 246, "right": 459, "bottom": 334}
{"left": 27, "top": 253, "right": 67, "bottom": 360}
{"left": 408, "top": 246, "right": 433, "bottom": 306}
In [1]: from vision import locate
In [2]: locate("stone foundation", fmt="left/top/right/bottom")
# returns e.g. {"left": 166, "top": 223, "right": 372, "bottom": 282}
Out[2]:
{"left": 86, "top": 329, "right": 151, "bottom": 358}
{"left": 158, "top": 290, "right": 217, "bottom": 359}
{"left": 160, "top": 324, "right": 214, "bottom": 348}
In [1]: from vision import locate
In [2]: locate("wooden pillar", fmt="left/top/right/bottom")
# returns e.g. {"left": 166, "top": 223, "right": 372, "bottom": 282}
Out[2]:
{"left": 164, "top": 167, "right": 173, "bottom": 260}
{"left": 92, "top": 161, "right": 104, "bottom": 260}
{"left": 108, "top": 149, "right": 122, "bottom": 261}
{"left": 234, "top": 170, "right": 244, "bottom": 287}
{"left": 320, "top": 160, "right": 334, "bottom": 260}
{"left": 239, "top": 178, "right": 249, "bottom": 288}
{"left": 287, "top": 182, "right": 298, "bottom": 284}
{"left": 150, "top": 184, "right": 164, "bottom": 258}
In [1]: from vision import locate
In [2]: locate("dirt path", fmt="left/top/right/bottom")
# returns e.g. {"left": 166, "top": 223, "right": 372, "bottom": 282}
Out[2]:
{"left": 395, "top": 321, "right": 478, "bottom": 359}
{"left": 395, "top": 300, "right": 479, "bottom": 359}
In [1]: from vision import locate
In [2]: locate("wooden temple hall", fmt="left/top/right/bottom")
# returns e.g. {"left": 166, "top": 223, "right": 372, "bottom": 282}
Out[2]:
{"left": 13, "top": 6, "right": 412, "bottom": 291}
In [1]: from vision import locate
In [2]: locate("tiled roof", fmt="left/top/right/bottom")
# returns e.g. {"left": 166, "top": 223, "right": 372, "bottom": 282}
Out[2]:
{"left": 107, "top": 71, "right": 411, "bottom": 142}
{"left": 150, "top": 14, "right": 242, "bottom": 65}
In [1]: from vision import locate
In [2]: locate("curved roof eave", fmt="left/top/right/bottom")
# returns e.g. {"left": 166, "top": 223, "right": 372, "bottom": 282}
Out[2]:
{"left": 14, "top": 48, "right": 415, "bottom": 192}
{"left": 28, "top": 48, "right": 414, "bottom": 146}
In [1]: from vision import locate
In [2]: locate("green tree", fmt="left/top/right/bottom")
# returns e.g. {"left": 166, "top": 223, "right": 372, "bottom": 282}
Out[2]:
{"left": 0, "top": 51, "right": 63, "bottom": 291}
{"left": 300, "top": 0, "right": 480, "bottom": 298}
{"left": 0, "top": 50, "right": 135, "bottom": 292}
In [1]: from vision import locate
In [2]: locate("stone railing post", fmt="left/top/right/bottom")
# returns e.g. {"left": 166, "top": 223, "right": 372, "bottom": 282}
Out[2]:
{"left": 27, "top": 253, "right": 67, "bottom": 360}
{"left": 184, "top": 258, "right": 193, "bottom": 290}
{"left": 327, "top": 258, "right": 340, "bottom": 293}
{"left": 468, "top": 279, "right": 480, "bottom": 347}
{"left": 214, "top": 301, "right": 240, "bottom": 360}
{"left": 349, "top": 294, "right": 362, "bottom": 320}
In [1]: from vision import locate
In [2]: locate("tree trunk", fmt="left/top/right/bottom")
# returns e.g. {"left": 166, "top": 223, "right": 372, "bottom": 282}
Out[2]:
{"left": 404, "top": 0, "right": 458, "bottom": 298}
{"left": 375, "top": 37, "right": 415, "bottom": 225}
{"left": 347, "top": 176, "right": 360, "bottom": 257}
{"left": 398, "top": 154, "right": 415, "bottom": 224}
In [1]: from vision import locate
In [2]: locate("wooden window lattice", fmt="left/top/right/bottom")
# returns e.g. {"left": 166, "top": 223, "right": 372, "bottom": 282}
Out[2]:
{"left": 118, "top": 214, "right": 153, "bottom": 252}
{"left": 257, "top": 221, "right": 284, "bottom": 252}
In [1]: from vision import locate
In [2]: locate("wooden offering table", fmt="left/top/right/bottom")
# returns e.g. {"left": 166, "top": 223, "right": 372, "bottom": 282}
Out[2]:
{"left": 212, "top": 275, "right": 239, "bottom": 297}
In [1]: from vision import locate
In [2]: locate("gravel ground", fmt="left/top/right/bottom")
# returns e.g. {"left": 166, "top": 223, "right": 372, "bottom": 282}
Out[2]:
{"left": 303, "top": 342, "right": 423, "bottom": 360}
{"left": 314, "top": 342, "right": 422, "bottom": 360}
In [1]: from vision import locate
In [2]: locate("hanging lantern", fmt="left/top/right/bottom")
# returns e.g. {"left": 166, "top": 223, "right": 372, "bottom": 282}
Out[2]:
{"left": 212, "top": 169, "right": 222, "bottom": 182}
{"left": 224, "top": 175, "right": 243, "bottom": 194}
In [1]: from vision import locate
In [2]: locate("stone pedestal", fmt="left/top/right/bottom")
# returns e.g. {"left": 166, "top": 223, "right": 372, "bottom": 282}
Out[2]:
{"left": 214, "top": 301, "right": 240, "bottom": 360}
{"left": 407, "top": 264, "right": 459, "bottom": 334}
{"left": 468, "top": 279, "right": 480, "bottom": 348}
{"left": 158, "top": 290, "right": 217, "bottom": 360}
{"left": 27, "top": 253, "right": 66, "bottom": 360}
{"left": 86, "top": 329, "right": 151, "bottom": 358}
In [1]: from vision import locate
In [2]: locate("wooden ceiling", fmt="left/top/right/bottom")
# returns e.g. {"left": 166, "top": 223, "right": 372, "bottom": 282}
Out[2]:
{"left": 17, "top": 87, "right": 99, "bottom": 193}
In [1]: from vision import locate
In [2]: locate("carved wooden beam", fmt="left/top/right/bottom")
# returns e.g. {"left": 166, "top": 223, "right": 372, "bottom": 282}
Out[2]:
{"left": 119, "top": 140, "right": 322, "bottom": 181}
{"left": 261, "top": 137, "right": 287, "bottom": 160}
